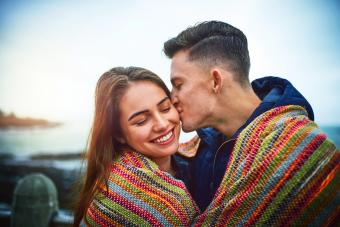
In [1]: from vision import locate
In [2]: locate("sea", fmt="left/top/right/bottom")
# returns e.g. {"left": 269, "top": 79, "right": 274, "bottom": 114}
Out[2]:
{"left": 0, "top": 122, "right": 89, "bottom": 156}
{"left": 0, "top": 123, "right": 339, "bottom": 157}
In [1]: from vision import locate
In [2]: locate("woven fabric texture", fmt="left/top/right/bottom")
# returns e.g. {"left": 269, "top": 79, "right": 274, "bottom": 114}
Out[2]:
{"left": 86, "top": 151, "right": 199, "bottom": 226}
{"left": 195, "top": 105, "right": 339, "bottom": 226}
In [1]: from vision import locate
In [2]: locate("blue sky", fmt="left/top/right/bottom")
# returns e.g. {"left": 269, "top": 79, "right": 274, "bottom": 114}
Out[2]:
{"left": 0, "top": 0, "right": 339, "bottom": 125}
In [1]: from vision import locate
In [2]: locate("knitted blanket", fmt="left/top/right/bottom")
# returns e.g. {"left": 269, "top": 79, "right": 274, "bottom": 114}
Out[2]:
{"left": 86, "top": 151, "right": 199, "bottom": 226}
{"left": 195, "top": 105, "right": 339, "bottom": 226}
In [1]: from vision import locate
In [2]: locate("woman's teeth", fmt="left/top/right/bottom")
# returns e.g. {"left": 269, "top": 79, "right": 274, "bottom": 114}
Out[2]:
{"left": 154, "top": 131, "right": 173, "bottom": 143}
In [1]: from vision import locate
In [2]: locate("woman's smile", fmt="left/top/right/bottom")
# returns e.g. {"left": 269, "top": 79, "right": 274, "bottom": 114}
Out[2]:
{"left": 151, "top": 128, "right": 176, "bottom": 145}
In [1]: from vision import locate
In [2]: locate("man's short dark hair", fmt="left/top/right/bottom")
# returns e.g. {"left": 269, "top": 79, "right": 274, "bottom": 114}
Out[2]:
{"left": 164, "top": 21, "right": 250, "bottom": 85}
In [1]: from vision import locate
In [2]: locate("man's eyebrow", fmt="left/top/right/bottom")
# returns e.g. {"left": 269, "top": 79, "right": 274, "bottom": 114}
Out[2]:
{"left": 128, "top": 97, "right": 169, "bottom": 121}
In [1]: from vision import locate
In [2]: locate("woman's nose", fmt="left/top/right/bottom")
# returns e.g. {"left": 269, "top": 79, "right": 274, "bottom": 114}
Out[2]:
{"left": 153, "top": 114, "right": 168, "bottom": 131}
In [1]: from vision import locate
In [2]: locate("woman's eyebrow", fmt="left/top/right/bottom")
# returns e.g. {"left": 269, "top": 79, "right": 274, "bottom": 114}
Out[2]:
{"left": 157, "top": 97, "right": 169, "bottom": 106}
{"left": 128, "top": 110, "right": 149, "bottom": 121}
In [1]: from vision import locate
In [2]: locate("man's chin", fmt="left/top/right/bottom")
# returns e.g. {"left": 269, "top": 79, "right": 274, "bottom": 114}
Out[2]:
{"left": 181, "top": 124, "right": 196, "bottom": 133}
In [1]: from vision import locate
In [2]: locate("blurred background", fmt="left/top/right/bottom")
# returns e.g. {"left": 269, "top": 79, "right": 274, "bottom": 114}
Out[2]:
{"left": 0, "top": 0, "right": 339, "bottom": 223}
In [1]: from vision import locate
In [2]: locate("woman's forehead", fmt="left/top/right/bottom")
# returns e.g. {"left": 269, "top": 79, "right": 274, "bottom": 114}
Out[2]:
{"left": 119, "top": 81, "right": 168, "bottom": 114}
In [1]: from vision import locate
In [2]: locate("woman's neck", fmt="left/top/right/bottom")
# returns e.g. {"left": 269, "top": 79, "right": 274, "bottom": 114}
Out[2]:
{"left": 152, "top": 156, "right": 175, "bottom": 175}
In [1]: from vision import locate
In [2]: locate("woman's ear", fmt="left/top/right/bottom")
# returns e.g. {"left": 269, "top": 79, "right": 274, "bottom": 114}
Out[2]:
{"left": 211, "top": 68, "right": 223, "bottom": 94}
{"left": 115, "top": 137, "right": 126, "bottom": 144}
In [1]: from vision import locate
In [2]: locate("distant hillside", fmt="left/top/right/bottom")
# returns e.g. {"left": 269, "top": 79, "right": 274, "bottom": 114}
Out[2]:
{"left": 0, "top": 110, "right": 62, "bottom": 128}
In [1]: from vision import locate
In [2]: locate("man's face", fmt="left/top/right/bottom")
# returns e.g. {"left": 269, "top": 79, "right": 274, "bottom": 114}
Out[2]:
{"left": 170, "top": 50, "right": 213, "bottom": 132}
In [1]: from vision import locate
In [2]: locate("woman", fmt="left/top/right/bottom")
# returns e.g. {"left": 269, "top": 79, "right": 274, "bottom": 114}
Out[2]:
{"left": 74, "top": 67, "right": 199, "bottom": 226}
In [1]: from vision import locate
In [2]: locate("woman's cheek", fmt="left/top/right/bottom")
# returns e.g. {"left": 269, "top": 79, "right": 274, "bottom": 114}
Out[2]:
{"left": 171, "top": 109, "right": 180, "bottom": 123}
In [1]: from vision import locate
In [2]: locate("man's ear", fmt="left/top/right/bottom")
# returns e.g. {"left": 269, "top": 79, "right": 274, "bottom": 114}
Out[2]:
{"left": 211, "top": 69, "right": 223, "bottom": 94}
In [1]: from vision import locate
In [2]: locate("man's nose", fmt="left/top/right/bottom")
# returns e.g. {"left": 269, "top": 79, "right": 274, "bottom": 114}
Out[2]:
{"left": 171, "top": 90, "right": 179, "bottom": 107}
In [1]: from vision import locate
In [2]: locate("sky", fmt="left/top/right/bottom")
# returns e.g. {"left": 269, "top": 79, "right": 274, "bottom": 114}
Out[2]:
{"left": 0, "top": 0, "right": 339, "bottom": 126}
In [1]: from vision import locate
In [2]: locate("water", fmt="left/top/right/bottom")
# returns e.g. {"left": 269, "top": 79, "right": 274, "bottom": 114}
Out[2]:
{"left": 0, "top": 122, "right": 90, "bottom": 156}
{"left": 0, "top": 123, "right": 196, "bottom": 156}
{"left": 0, "top": 124, "right": 339, "bottom": 157}
{"left": 320, "top": 126, "right": 340, "bottom": 148}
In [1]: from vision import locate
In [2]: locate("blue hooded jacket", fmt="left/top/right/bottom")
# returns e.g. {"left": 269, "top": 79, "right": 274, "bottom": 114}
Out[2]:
{"left": 190, "top": 76, "right": 314, "bottom": 211}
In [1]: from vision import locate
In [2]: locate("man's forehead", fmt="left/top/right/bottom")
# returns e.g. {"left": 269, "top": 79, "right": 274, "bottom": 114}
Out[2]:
{"left": 170, "top": 55, "right": 193, "bottom": 75}
{"left": 172, "top": 50, "right": 190, "bottom": 64}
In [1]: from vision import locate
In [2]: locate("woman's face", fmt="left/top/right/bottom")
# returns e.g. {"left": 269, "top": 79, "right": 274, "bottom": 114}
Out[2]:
{"left": 119, "top": 81, "right": 180, "bottom": 159}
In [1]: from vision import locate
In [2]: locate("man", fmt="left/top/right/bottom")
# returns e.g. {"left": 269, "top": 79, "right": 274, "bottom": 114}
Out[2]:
{"left": 164, "top": 21, "right": 339, "bottom": 226}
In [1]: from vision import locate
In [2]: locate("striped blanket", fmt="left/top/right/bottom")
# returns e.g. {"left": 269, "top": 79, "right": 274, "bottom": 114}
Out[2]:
{"left": 85, "top": 151, "right": 199, "bottom": 226}
{"left": 195, "top": 105, "right": 339, "bottom": 226}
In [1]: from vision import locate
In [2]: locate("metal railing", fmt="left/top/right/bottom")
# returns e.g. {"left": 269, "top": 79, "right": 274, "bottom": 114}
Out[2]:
{"left": 0, "top": 173, "right": 77, "bottom": 227}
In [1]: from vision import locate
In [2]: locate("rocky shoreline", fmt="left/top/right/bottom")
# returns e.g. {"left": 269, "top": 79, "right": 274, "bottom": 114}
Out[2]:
{"left": 0, "top": 111, "right": 62, "bottom": 129}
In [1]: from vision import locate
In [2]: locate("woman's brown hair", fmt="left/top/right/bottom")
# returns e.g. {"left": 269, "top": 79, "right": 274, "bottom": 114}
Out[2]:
{"left": 73, "top": 67, "right": 170, "bottom": 226}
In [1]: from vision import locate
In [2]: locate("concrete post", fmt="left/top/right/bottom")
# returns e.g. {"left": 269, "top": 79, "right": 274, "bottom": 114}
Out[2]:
{"left": 11, "top": 173, "right": 58, "bottom": 227}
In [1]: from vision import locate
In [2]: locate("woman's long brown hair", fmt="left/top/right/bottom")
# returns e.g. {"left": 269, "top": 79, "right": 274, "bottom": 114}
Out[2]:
{"left": 73, "top": 67, "right": 170, "bottom": 226}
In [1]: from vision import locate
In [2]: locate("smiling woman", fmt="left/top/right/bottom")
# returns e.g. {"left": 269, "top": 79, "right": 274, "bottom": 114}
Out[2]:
{"left": 73, "top": 67, "right": 198, "bottom": 226}
{"left": 119, "top": 81, "right": 181, "bottom": 172}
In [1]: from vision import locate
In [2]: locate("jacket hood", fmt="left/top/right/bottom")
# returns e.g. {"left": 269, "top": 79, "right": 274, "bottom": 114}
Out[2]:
{"left": 252, "top": 76, "right": 314, "bottom": 120}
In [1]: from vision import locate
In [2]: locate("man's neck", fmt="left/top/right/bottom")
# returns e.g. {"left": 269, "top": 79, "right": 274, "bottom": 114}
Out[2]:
{"left": 212, "top": 88, "right": 261, "bottom": 138}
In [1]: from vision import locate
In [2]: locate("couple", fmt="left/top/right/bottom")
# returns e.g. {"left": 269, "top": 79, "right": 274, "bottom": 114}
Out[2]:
{"left": 74, "top": 21, "right": 339, "bottom": 226}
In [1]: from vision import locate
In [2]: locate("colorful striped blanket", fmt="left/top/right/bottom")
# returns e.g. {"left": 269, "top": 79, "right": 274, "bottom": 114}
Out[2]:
{"left": 85, "top": 151, "right": 199, "bottom": 226}
{"left": 195, "top": 105, "right": 339, "bottom": 226}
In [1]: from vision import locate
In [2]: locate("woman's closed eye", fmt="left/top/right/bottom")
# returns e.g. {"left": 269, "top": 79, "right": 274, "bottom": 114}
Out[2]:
{"left": 134, "top": 117, "right": 148, "bottom": 126}
{"left": 161, "top": 107, "right": 171, "bottom": 113}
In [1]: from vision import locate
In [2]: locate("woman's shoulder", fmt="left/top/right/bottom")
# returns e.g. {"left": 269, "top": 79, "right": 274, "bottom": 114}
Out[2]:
{"left": 88, "top": 151, "right": 199, "bottom": 226}
{"left": 109, "top": 151, "right": 175, "bottom": 183}
{"left": 111, "top": 150, "right": 158, "bottom": 172}
{"left": 107, "top": 151, "right": 190, "bottom": 193}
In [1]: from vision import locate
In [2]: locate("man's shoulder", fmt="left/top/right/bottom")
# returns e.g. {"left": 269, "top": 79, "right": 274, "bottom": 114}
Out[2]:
{"left": 239, "top": 105, "right": 328, "bottom": 151}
